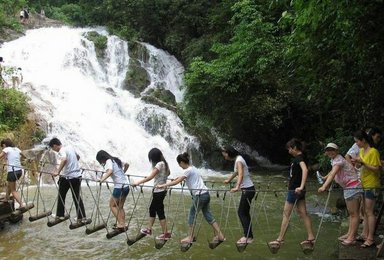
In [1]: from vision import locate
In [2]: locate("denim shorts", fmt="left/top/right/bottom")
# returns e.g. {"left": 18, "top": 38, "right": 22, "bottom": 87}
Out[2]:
{"left": 286, "top": 190, "right": 306, "bottom": 204}
{"left": 344, "top": 186, "right": 363, "bottom": 200}
{"left": 364, "top": 189, "right": 379, "bottom": 200}
{"left": 7, "top": 170, "right": 22, "bottom": 182}
{"left": 112, "top": 186, "right": 130, "bottom": 198}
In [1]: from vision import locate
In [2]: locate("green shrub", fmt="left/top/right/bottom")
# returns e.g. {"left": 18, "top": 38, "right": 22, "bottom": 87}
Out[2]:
{"left": 0, "top": 88, "right": 29, "bottom": 132}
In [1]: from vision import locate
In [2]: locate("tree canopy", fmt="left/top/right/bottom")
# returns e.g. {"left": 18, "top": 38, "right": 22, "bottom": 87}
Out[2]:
{"left": 2, "top": 0, "right": 383, "bottom": 164}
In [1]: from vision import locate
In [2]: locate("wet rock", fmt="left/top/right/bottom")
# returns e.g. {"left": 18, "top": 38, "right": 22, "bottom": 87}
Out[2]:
{"left": 122, "top": 59, "right": 150, "bottom": 97}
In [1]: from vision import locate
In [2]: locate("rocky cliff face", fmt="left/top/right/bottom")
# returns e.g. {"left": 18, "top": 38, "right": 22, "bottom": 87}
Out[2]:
{"left": 0, "top": 13, "right": 64, "bottom": 45}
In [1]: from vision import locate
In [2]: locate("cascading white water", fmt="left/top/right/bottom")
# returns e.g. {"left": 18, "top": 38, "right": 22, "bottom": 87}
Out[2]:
{"left": 0, "top": 27, "right": 198, "bottom": 176}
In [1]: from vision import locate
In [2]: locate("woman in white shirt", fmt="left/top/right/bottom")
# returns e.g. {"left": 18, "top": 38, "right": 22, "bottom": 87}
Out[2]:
{"left": 157, "top": 152, "right": 225, "bottom": 244}
{"left": 96, "top": 150, "right": 129, "bottom": 230}
{"left": 0, "top": 138, "right": 24, "bottom": 207}
{"left": 134, "top": 148, "right": 171, "bottom": 240}
{"left": 222, "top": 145, "right": 255, "bottom": 244}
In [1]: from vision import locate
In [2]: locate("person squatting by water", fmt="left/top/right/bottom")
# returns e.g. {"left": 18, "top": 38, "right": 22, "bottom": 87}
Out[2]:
{"left": 222, "top": 145, "right": 256, "bottom": 244}
{"left": 49, "top": 138, "right": 87, "bottom": 222}
{"left": 269, "top": 138, "right": 315, "bottom": 248}
{"left": 133, "top": 148, "right": 171, "bottom": 240}
{"left": 0, "top": 138, "right": 25, "bottom": 208}
{"left": 351, "top": 130, "right": 382, "bottom": 248}
{"left": 96, "top": 150, "right": 130, "bottom": 230}
{"left": 318, "top": 143, "right": 363, "bottom": 246}
{"left": 156, "top": 152, "right": 225, "bottom": 244}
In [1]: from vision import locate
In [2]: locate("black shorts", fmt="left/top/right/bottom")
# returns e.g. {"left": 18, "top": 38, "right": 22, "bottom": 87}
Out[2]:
{"left": 7, "top": 170, "right": 22, "bottom": 182}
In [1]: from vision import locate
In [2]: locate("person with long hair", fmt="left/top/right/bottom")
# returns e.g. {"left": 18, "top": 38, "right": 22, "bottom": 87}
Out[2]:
{"left": 318, "top": 143, "right": 363, "bottom": 246}
{"left": 222, "top": 145, "right": 255, "bottom": 244}
{"left": 156, "top": 152, "right": 225, "bottom": 244}
{"left": 352, "top": 130, "right": 382, "bottom": 248}
{"left": 133, "top": 148, "right": 171, "bottom": 240}
{"left": 268, "top": 138, "right": 314, "bottom": 247}
{"left": 0, "top": 138, "right": 25, "bottom": 207}
{"left": 96, "top": 150, "right": 130, "bottom": 230}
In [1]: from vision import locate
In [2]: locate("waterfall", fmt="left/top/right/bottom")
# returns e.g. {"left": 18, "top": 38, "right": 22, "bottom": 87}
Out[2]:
{"left": 0, "top": 27, "right": 198, "bottom": 176}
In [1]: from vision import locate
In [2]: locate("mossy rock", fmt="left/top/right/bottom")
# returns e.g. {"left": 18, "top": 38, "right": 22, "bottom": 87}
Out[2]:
{"left": 141, "top": 87, "right": 177, "bottom": 111}
{"left": 128, "top": 41, "right": 150, "bottom": 63}
{"left": 136, "top": 107, "right": 174, "bottom": 146}
{"left": 83, "top": 31, "right": 108, "bottom": 60}
{"left": 122, "top": 59, "right": 150, "bottom": 97}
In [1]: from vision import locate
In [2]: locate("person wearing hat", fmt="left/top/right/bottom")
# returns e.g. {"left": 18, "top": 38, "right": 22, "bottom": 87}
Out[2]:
{"left": 318, "top": 142, "right": 363, "bottom": 246}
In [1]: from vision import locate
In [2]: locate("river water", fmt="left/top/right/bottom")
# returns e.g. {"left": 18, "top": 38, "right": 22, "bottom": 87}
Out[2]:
{"left": 0, "top": 171, "right": 342, "bottom": 259}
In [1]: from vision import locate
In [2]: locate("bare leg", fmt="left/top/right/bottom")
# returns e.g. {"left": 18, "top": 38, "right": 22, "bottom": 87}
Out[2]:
{"left": 9, "top": 181, "right": 23, "bottom": 206}
{"left": 296, "top": 200, "right": 315, "bottom": 241}
{"left": 345, "top": 197, "right": 361, "bottom": 242}
{"left": 181, "top": 226, "right": 194, "bottom": 243}
{"left": 211, "top": 221, "right": 225, "bottom": 240}
{"left": 364, "top": 198, "right": 376, "bottom": 242}
{"left": 117, "top": 196, "right": 127, "bottom": 227}
{"left": 159, "top": 218, "right": 168, "bottom": 234}
{"left": 276, "top": 201, "right": 294, "bottom": 241}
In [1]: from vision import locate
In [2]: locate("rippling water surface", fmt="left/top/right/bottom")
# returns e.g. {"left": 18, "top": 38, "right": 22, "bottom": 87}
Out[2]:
{"left": 0, "top": 172, "right": 341, "bottom": 259}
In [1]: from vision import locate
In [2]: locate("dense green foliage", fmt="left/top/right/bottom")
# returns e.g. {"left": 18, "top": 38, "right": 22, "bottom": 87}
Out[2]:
{"left": 3, "top": 0, "right": 383, "bottom": 164}
{"left": 0, "top": 89, "right": 29, "bottom": 132}
{"left": 0, "top": 0, "right": 26, "bottom": 31}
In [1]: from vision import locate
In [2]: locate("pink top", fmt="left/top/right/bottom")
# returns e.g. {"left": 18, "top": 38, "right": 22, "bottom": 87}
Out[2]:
{"left": 331, "top": 154, "right": 360, "bottom": 188}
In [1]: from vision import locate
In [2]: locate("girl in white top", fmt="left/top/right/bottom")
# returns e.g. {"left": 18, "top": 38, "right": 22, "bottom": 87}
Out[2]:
{"left": 0, "top": 138, "right": 24, "bottom": 207}
{"left": 222, "top": 145, "right": 255, "bottom": 244}
{"left": 133, "top": 148, "right": 171, "bottom": 240}
{"left": 157, "top": 152, "right": 225, "bottom": 244}
{"left": 96, "top": 150, "right": 129, "bottom": 230}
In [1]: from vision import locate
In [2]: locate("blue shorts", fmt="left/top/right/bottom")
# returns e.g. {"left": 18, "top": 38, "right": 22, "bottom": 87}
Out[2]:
{"left": 364, "top": 189, "right": 378, "bottom": 200}
{"left": 112, "top": 186, "right": 130, "bottom": 198}
{"left": 7, "top": 170, "right": 22, "bottom": 182}
{"left": 286, "top": 190, "right": 306, "bottom": 204}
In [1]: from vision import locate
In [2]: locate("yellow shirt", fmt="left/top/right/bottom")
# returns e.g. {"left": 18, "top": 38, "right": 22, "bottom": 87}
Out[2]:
{"left": 360, "top": 147, "right": 381, "bottom": 188}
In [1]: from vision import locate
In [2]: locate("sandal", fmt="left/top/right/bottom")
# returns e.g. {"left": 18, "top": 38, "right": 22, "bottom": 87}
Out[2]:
{"left": 341, "top": 239, "right": 356, "bottom": 246}
{"left": 212, "top": 236, "right": 226, "bottom": 243}
{"left": 181, "top": 236, "right": 196, "bottom": 244}
{"left": 361, "top": 240, "right": 375, "bottom": 248}
{"left": 113, "top": 225, "right": 128, "bottom": 231}
{"left": 338, "top": 234, "right": 348, "bottom": 241}
{"left": 300, "top": 239, "right": 315, "bottom": 246}
{"left": 268, "top": 239, "right": 284, "bottom": 246}
{"left": 356, "top": 234, "right": 367, "bottom": 242}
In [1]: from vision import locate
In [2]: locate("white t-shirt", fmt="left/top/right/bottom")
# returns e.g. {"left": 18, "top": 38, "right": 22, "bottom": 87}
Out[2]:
{"left": 58, "top": 146, "right": 81, "bottom": 179}
{"left": 183, "top": 166, "right": 208, "bottom": 196}
{"left": 2, "top": 147, "right": 22, "bottom": 172}
{"left": 234, "top": 155, "right": 254, "bottom": 188}
{"left": 346, "top": 143, "right": 359, "bottom": 158}
{"left": 153, "top": 161, "right": 169, "bottom": 193}
{"left": 104, "top": 159, "right": 129, "bottom": 188}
